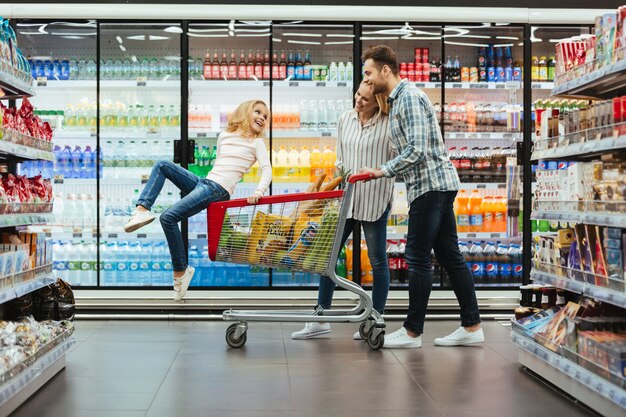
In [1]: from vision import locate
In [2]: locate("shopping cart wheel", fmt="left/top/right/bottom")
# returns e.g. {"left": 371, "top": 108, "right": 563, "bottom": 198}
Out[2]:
{"left": 358, "top": 321, "right": 371, "bottom": 340}
{"left": 226, "top": 323, "right": 247, "bottom": 348}
{"left": 367, "top": 330, "right": 385, "bottom": 350}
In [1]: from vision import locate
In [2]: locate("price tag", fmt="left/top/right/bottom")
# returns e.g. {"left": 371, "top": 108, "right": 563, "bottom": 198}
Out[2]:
{"left": 468, "top": 133, "right": 478, "bottom": 139}
{"left": 452, "top": 83, "right": 462, "bottom": 89}
{"left": 321, "top": 131, "right": 332, "bottom": 137}
{"left": 53, "top": 175, "right": 64, "bottom": 184}
{"left": 137, "top": 233, "right": 147, "bottom": 239}
{"left": 490, "top": 233, "right": 501, "bottom": 238}
{"left": 503, "top": 133, "right": 513, "bottom": 139}
{"left": 496, "top": 83, "right": 506, "bottom": 89}
{"left": 289, "top": 81, "right": 299, "bottom": 87}
{"left": 196, "top": 132, "right": 207, "bottom": 138}
{"left": 73, "top": 233, "right": 82, "bottom": 238}
{"left": 531, "top": 84, "right": 541, "bottom": 89}
{"left": 197, "top": 233, "right": 207, "bottom": 239}
{"left": 316, "top": 82, "right": 326, "bottom": 87}
{"left": 481, "top": 133, "right": 491, "bottom": 139}
{"left": 337, "top": 82, "right": 348, "bottom": 87}
{"left": 497, "top": 184, "right": 506, "bottom": 189}
{"left": 415, "top": 83, "right": 426, "bottom": 88}
{"left": 108, "top": 233, "right": 118, "bottom": 238}
{"left": 477, "top": 184, "right": 486, "bottom": 189}
{"left": 141, "top": 175, "right": 149, "bottom": 184}
{"left": 136, "top": 77, "right": 147, "bottom": 87}
{"left": 36, "top": 77, "right": 48, "bottom": 87}
{"left": 263, "top": 81, "right": 270, "bottom": 87}
{"left": 466, "top": 233, "right": 477, "bottom": 238}
{"left": 469, "top": 83, "right": 480, "bottom": 89}
{"left": 434, "top": 83, "right": 441, "bottom": 88}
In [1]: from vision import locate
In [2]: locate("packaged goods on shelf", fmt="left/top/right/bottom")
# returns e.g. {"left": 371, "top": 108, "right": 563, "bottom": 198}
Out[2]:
{"left": 460, "top": 240, "right": 522, "bottom": 285}
{"left": 0, "top": 98, "right": 53, "bottom": 151}
{"left": 0, "top": 18, "right": 32, "bottom": 85}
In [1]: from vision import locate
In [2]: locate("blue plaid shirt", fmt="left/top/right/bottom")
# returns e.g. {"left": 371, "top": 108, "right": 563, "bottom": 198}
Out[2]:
{"left": 380, "top": 79, "right": 460, "bottom": 203}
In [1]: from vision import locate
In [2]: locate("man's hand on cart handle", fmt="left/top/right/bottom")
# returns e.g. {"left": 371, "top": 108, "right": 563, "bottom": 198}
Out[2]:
{"left": 247, "top": 192, "right": 263, "bottom": 204}
{"left": 355, "top": 168, "right": 383, "bottom": 182}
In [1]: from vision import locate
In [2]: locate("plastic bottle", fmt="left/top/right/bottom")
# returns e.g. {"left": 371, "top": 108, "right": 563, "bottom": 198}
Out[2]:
{"left": 309, "top": 146, "right": 323, "bottom": 181}
{"left": 482, "top": 196, "right": 494, "bottom": 233}
{"left": 66, "top": 241, "right": 82, "bottom": 286}
{"left": 509, "top": 244, "right": 523, "bottom": 281}
{"left": 531, "top": 56, "right": 539, "bottom": 82}
{"left": 346, "top": 59, "right": 353, "bottom": 81}
{"left": 468, "top": 190, "right": 483, "bottom": 233}
{"left": 126, "top": 241, "right": 141, "bottom": 285}
{"left": 53, "top": 241, "right": 68, "bottom": 282}
{"left": 387, "top": 240, "right": 400, "bottom": 283}
{"left": 398, "top": 240, "right": 408, "bottom": 283}
{"left": 81, "top": 146, "right": 94, "bottom": 179}
{"left": 59, "top": 145, "right": 72, "bottom": 178}
{"left": 299, "top": 147, "right": 311, "bottom": 183}
{"left": 150, "top": 241, "right": 165, "bottom": 285}
{"left": 455, "top": 190, "right": 470, "bottom": 233}
{"left": 360, "top": 240, "right": 373, "bottom": 285}
{"left": 494, "top": 196, "right": 507, "bottom": 233}
{"left": 115, "top": 241, "right": 129, "bottom": 285}
{"left": 199, "top": 246, "right": 211, "bottom": 285}
{"left": 322, "top": 146, "right": 336, "bottom": 180}
{"left": 287, "top": 146, "right": 300, "bottom": 183}
{"left": 469, "top": 241, "right": 485, "bottom": 284}
{"left": 308, "top": 100, "right": 319, "bottom": 130}
{"left": 496, "top": 243, "right": 510, "bottom": 281}
{"left": 483, "top": 241, "right": 498, "bottom": 284}
{"left": 459, "top": 241, "right": 471, "bottom": 271}
{"left": 188, "top": 246, "right": 200, "bottom": 285}
{"left": 102, "top": 242, "right": 117, "bottom": 285}
{"left": 328, "top": 61, "right": 337, "bottom": 81}
{"left": 318, "top": 100, "right": 329, "bottom": 130}
{"left": 274, "top": 146, "right": 288, "bottom": 181}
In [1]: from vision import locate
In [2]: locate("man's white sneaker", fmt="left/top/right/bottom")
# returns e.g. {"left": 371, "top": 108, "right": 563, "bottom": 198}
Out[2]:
{"left": 382, "top": 327, "right": 422, "bottom": 349}
{"left": 123, "top": 209, "right": 156, "bottom": 233}
{"left": 173, "top": 266, "right": 195, "bottom": 302}
{"left": 353, "top": 330, "right": 363, "bottom": 340}
{"left": 291, "top": 322, "right": 331, "bottom": 340}
{"left": 434, "top": 327, "right": 485, "bottom": 346}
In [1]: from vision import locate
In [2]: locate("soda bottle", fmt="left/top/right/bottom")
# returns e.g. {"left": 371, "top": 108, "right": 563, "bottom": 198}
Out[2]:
{"left": 459, "top": 241, "right": 471, "bottom": 271}
{"left": 295, "top": 50, "right": 303, "bottom": 80}
{"left": 227, "top": 50, "right": 237, "bottom": 80}
{"left": 538, "top": 56, "right": 548, "bottom": 82}
{"left": 279, "top": 50, "right": 287, "bottom": 79}
{"left": 209, "top": 49, "right": 219, "bottom": 80}
{"left": 509, "top": 244, "right": 523, "bottom": 282}
{"left": 496, "top": 243, "right": 510, "bottom": 281}
{"left": 271, "top": 51, "right": 279, "bottom": 80}
{"left": 254, "top": 50, "right": 263, "bottom": 79}
{"left": 299, "top": 146, "right": 311, "bottom": 182}
{"left": 360, "top": 240, "right": 373, "bottom": 285}
{"left": 321, "top": 146, "right": 335, "bottom": 180}
{"left": 336, "top": 246, "right": 347, "bottom": 278}
{"left": 387, "top": 240, "right": 399, "bottom": 284}
{"left": 238, "top": 50, "right": 247, "bottom": 80}
{"left": 494, "top": 196, "right": 507, "bottom": 233}
{"left": 444, "top": 56, "right": 453, "bottom": 81}
{"left": 468, "top": 241, "right": 485, "bottom": 284}
{"left": 455, "top": 190, "right": 470, "bottom": 233}
{"left": 531, "top": 56, "right": 539, "bottom": 82}
{"left": 547, "top": 56, "right": 556, "bottom": 82}
{"left": 483, "top": 241, "right": 498, "bottom": 285}
{"left": 482, "top": 196, "right": 494, "bottom": 233}
{"left": 345, "top": 241, "right": 353, "bottom": 281}
{"left": 246, "top": 49, "right": 255, "bottom": 79}
{"left": 262, "top": 50, "right": 270, "bottom": 80}
{"left": 468, "top": 190, "right": 483, "bottom": 233}
{"left": 309, "top": 146, "right": 323, "bottom": 181}
{"left": 398, "top": 240, "right": 408, "bottom": 283}
{"left": 453, "top": 56, "right": 461, "bottom": 81}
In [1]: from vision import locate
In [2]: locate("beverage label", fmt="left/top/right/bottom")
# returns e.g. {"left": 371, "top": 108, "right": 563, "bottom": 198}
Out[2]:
{"left": 388, "top": 258, "right": 398, "bottom": 270}
{"left": 67, "top": 261, "right": 78, "bottom": 271}
{"left": 295, "top": 65, "right": 304, "bottom": 80}
{"left": 513, "top": 67, "right": 522, "bottom": 81}
{"left": 129, "top": 262, "right": 139, "bottom": 272}
{"left": 487, "top": 67, "right": 495, "bottom": 82}
{"left": 81, "top": 262, "right": 91, "bottom": 271}
{"left": 103, "top": 262, "right": 113, "bottom": 271}
{"left": 485, "top": 262, "right": 498, "bottom": 276}
{"left": 495, "top": 212, "right": 505, "bottom": 222}
{"left": 512, "top": 264, "right": 523, "bottom": 276}
{"left": 117, "top": 262, "right": 126, "bottom": 271}
{"left": 287, "top": 66, "right": 295, "bottom": 79}
{"left": 457, "top": 214, "right": 470, "bottom": 226}
{"left": 484, "top": 212, "right": 494, "bottom": 223}
{"left": 470, "top": 214, "right": 483, "bottom": 226}
{"left": 140, "top": 262, "right": 150, "bottom": 271}
{"left": 471, "top": 262, "right": 485, "bottom": 276}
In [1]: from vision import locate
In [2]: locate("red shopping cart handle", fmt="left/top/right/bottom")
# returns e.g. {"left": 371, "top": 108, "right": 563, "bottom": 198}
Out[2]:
{"left": 348, "top": 172, "right": 376, "bottom": 183}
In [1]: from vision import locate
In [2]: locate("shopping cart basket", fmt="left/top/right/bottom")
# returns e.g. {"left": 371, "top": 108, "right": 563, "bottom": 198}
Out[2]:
{"left": 207, "top": 173, "right": 386, "bottom": 350}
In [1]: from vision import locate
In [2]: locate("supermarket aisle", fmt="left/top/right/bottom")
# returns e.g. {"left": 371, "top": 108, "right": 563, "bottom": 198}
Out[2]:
{"left": 10, "top": 320, "right": 595, "bottom": 417}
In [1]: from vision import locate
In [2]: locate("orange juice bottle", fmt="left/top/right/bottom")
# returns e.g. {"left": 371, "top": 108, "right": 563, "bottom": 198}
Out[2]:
{"left": 494, "top": 195, "right": 507, "bottom": 233}
{"left": 455, "top": 190, "right": 470, "bottom": 233}
{"left": 468, "top": 190, "right": 483, "bottom": 233}
{"left": 274, "top": 146, "right": 288, "bottom": 181}
{"left": 299, "top": 146, "right": 311, "bottom": 183}
{"left": 482, "top": 196, "right": 494, "bottom": 233}
{"left": 310, "top": 146, "right": 323, "bottom": 181}
{"left": 322, "top": 146, "right": 336, "bottom": 181}
{"left": 287, "top": 146, "right": 300, "bottom": 182}
{"left": 360, "top": 240, "right": 373, "bottom": 284}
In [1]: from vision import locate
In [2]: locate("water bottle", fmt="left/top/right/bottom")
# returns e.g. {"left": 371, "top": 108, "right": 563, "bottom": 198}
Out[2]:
{"left": 200, "top": 246, "right": 211, "bottom": 285}
{"left": 81, "top": 145, "right": 94, "bottom": 179}
{"left": 317, "top": 100, "right": 328, "bottom": 130}
{"left": 483, "top": 242, "right": 498, "bottom": 285}
{"left": 66, "top": 241, "right": 82, "bottom": 286}
{"left": 127, "top": 241, "right": 141, "bottom": 285}
{"left": 509, "top": 244, "right": 523, "bottom": 281}
{"left": 138, "top": 242, "right": 152, "bottom": 286}
{"left": 102, "top": 242, "right": 117, "bottom": 285}
{"left": 115, "top": 241, "right": 129, "bottom": 285}
{"left": 122, "top": 59, "right": 132, "bottom": 80}
{"left": 60, "top": 145, "right": 72, "bottom": 177}
{"left": 61, "top": 59, "right": 70, "bottom": 80}
{"left": 86, "top": 59, "right": 97, "bottom": 80}
{"left": 149, "top": 57, "right": 159, "bottom": 80}
{"left": 103, "top": 59, "right": 113, "bottom": 80}
{"left": 71, "top": 146, "right": 82, "bottom": 179}
{"left": 469, "top": 241, "right": 485, "bottom": 284}
{"left": 83, "top": 241, "right": 97, "bottom": 285}
{"left": 188, "top": 245, "right": 200, "bottom": 287}
{"left": 309, "top": 100, "right": 318, "bottom": 130}
{"left": 51, "top": 59, "right": 61, "bottom": 80}
{"left": 151, "top": 241, "right": 164, "bottom": 285}
{"left": 53, "top": 241, "right": 67, "bottom": 282}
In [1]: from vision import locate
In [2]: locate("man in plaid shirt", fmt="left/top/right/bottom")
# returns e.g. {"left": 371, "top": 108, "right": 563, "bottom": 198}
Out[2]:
{"left": 361, "top": 45, "right": 484, "bottom": 349}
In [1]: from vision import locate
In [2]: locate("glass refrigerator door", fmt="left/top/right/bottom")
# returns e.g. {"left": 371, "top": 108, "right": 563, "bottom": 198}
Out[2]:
{"left": 99, "top": 23, "right": 182, "bottom": 287}
{"left": 360, "top": 23, "right": 443, "bottom": 288}
{"left": 16, "top": 20, "right": 99, "bottom": 287}
{"left": 271, "top": 23, "right": 354, "bottom": 287}
{"left": 442, "top": 23, "right": 524, "bottom": 288}
{"left": 187, "top": 21, "right": 271, "bottom": 287}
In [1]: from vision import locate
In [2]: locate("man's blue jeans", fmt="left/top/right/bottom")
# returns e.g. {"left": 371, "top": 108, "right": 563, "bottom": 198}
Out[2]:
{"left": 137, "top": 160, "right": 229, "bottom": 272}
{"left": 317, "top": 208, "right": 390, "bottom": 314}
{"left": 404, "top": 191, "right": 481, "bottom": 334}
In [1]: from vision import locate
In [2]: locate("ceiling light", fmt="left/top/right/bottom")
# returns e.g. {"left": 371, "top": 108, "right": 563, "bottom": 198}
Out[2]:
{"left": 273, "top": 38, "right": 282, "bottom": 43}
{"left": 236, "top": 33, "right": 271, "bottom": 37}
{"left": 188, "top": 28, "right": 228, "bottom": 33}
{"left": 402, "top": 36, "right": 441, "bottom": 40}
{"left": 126, "top": 35, "right": 146, "bottom": 40}
{"left": 496, "top": 36, "right": 519, "bottom": 40}
{"left": 493, "top": 43, "right": 514, "bottom": 47}
{"left": 282, "top": 32, "right": 322, "bottom": 37}
{"left": 116, "top": 36, "right": 123, "bottom": 44}
{"left": 361, "top": 36, "right": 400, "bottom": 40}
{"left": 444, "top": 41, "right": 490, "bottom": 47}
{"left": 530, "top": 27, "right": 542, "bottom": 43}
{"left": 187, "top": 33, "right": 228, "bottom": 38}
{"left": 17, "top": 31, "right": 45, "bottom": 35}
{"left": 148, "top": 35, "right": 170, "bottom": 41}
{"left": 287, "top": 40, "right": 321, "bottom": 45}
{"left": 495, "top": 23, "right": 511, "bottom": 26}
{"left": 228, "top": 20, "right": 235, "bottom": 32}
{"left": 325, "top": 41, "right": 354, "bottom": 45}
{"left": 61, "top": 36, "right": 85, "bottom": 40}
{"left": 236, "top": 28, "right": 270, "bottom": 33}
{"left": 228, "top": 30, "right": 235, "bottom": 37}
{"left": 164, "top": 26, "right": 182, "bottom": 34}
{"left": 239, "top": 20, "right": 272, "bottom": 26}
{"left": 38, "top": 24, "right": 48, "bottom": 34}
{"left": 119, "top": 45, "right": 126, "bottom": 52}
{"left": 326, "top": 34, "right": 355, "bottom": 38}
{"left": 131, "top": 55, "right": 138, "bottom": 63}
{"left": 443, "top": 34, "right": 491, "bottom": 39}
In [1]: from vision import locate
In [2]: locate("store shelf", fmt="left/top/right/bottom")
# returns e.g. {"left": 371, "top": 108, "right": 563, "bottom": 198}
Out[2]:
{"left": 551, "top": 58, "right": 626, "bottom": 100}
{"left": 458, "top": 232, "right": 509, "bottom": 239}
{"left": 531, "top": 265, "right": 626, "bottom": 309}
{"left": 511, "top": 331, "right": 626, "bottom": 415}
{"left": 0, "top": 139, "right": 55, "bottom": 162}
{"left": 0, "top": 334, "right": 74, "bottom": 416}
{"left": 460, "top": 182, "right": 506, "bottom": 190}
{"left": 55, "top": 129, "right": 178, "bottom": 141}
{"left": 0, "top": 264, "right": 56, "bottom": 304}
{"left": 532, "top": 207, "right": 626, "bottom": 228}
{"left": 417, "top": 81, "right": 528, "bottom": 90}
{"left": 445, "top": 132, "right": 520, "bottom": 140}
{"left": 531, "top": 134, "right": 626, "bottom": 161}
{"left": 189, "top": 130, "right": 338, "bottom": 139}
{"left": 0, "top": 212, "right": 55, "bottom": 228}
{"left": 0, "top": 71, "right": 34, "bottom": 100}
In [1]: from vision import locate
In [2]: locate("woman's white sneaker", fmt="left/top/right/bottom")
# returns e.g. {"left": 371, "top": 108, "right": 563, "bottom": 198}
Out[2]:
{"left": 173, "top": 266, "right": 195, "bottom": 302}
{"left": 291, "top": 322, "right": 331, "bottom": 339}
{"left": 123, "top": 209, "right": 156, "bottom": 233}
{"left": 434, "top": 327, "right": 485, "bottom": 346}
{"left": 382, "top": 327, "right": 422, "bottom": 349}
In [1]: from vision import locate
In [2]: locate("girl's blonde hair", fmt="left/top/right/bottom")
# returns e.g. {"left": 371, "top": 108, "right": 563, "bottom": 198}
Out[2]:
{"left": 226, "top": 99, "right": 270, "bottom": 137}
{"left": 375, "top": 93, "right": 390, "bottom": 115}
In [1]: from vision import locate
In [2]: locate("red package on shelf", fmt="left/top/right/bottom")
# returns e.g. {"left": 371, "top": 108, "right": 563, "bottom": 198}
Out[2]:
{"left": 18, "top": 97, "right": 34, "bottom": 119}
{"left": 16, "top": 175, "right": 33, "bottom": 204}
{"left": 43, "top": 179, "right": 52, "bottom": 202}
{"left": 42, "top": 121, "right": 52, "bottom": 141}
{"left": 2, "top": 174, "right": 20, "bottom": 203}
{"left": 30, "top": 175, "right": 47, "bottom": 204}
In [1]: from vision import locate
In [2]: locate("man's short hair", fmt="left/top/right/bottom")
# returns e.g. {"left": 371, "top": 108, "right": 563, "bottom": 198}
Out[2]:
{"left": 361, "top": 45, "right": 399, "bottom": 76}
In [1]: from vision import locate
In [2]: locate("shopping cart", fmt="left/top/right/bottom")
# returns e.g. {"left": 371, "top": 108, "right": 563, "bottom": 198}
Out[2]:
{"left": 207, "top": 173, "right": 386, "bottom": 350}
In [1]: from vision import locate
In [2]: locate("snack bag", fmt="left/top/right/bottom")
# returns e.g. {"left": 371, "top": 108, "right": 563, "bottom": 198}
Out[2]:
{"left": 280, "top": 212, "right": 322, "bottom": 268}
{"left": 258, "top": 214, "right": 294, "bottom": 266}
{"left": 245, "top": 211, "right": 269, "bottom": 264}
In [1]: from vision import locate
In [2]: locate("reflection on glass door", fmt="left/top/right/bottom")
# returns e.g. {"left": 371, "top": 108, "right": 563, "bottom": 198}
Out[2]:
{"left": 16, "top": 20, "right": 98, "bottom": 287}
{"left": 442, "top": 23, "right": 525, "bottom": 288}
{"left": 99, "top": 23, "right": 182, "bottom": 287}
{"left": 187, "top": 21, "right": 271, "bottom": 287}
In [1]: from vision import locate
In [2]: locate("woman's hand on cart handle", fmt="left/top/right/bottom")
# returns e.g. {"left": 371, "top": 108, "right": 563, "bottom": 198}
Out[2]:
{"left": 247, "top": 192, "right": 263, "bottom": 204}
{"left": 352, "top": 169, "right": 382, "bottom": 183}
